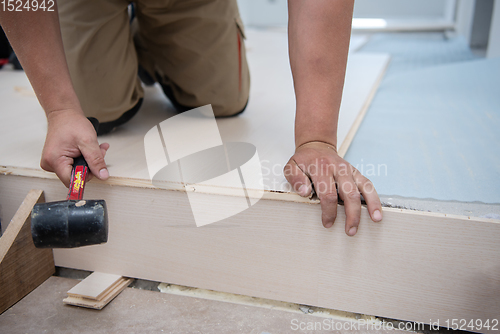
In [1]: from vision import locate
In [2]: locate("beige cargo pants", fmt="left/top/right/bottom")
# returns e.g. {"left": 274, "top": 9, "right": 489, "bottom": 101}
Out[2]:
{"left": 58, "top": 0, "right": 250, "bottom": 128}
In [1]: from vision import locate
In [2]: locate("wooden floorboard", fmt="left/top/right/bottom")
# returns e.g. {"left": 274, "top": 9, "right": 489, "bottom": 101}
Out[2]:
{"left": 0, "top": 31, "right": 390, "bottom": 193}
{"left": 67, "top": 272, "right": 123, "bottom": 300}
{"left": 0, "top": 174, "right": 499, "bottom": 332}
{"left": 0, "top": 189, "right": 55, "bottom": 314}
{"left": 64, "top": 273, "right": 133, "bottom": 310}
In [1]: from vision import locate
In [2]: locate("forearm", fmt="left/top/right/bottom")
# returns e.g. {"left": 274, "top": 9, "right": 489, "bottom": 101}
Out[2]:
{"left": 0, "top": 7, "right": 82, "bottom": 116}
{"left": 288, "top": 0, "right": 354, "bottom": 148}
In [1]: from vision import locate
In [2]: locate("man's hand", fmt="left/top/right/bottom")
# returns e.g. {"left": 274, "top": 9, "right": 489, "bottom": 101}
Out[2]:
{"left": 284, "top": 141, "right": 382, "bottom": 236}
{"left": 286, "top": 1, "right": 379, "bottom": 234}
{"left": 41, "top": 109, "right": 110, "bottom": 187}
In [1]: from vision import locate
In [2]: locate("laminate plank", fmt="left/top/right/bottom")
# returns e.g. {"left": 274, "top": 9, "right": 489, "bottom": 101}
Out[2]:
{"left": 64, "top": 276, "right": 133, "bottom": 310}
{"left": 0, "top": 175, "right": 498, "bottom": 332}
{"left": 67, "top": 272, "right": 123, "bottom": 300}
{"left": 0, "top": 29, "right": 389, "bottom": 194}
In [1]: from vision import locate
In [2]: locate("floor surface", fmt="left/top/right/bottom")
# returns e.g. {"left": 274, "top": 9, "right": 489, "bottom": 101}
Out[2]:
{"left": 0, "top": 277, "right": 405, "bottom": 334}
{"left": 345, "top": 33, "right": 500, "bottom": 210}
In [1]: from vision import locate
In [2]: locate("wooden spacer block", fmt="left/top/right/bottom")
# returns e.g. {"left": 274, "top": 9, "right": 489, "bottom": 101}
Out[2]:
{"left": 0, "top": 189, "right": 55, "bottom": 314}
{"left": 63, "top": 272, "right": 133, "bottom": 310}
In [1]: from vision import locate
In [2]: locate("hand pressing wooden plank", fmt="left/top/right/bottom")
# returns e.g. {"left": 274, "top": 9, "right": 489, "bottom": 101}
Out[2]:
{"left": 0, "top": 189, "right": 55, "bottom": 314}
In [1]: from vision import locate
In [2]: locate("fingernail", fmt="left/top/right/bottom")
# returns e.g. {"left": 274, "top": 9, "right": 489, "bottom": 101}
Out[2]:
{"left": 298, "top": 184, "right": 308, "bottom": 196}
{"left": 324, "top": 222, "right": 333, "bottom": 228}
{"left": 348, "top": 226, "right": 357, "bottom": 236}
{"left": 99, "top": 168, "right": 109, "bottom": 179}
{"left": 373, "top": 210, "right": 382, "bottom": 221}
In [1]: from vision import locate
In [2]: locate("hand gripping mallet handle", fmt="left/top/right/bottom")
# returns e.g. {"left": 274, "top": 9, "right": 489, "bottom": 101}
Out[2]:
{"left": 31, "top": 117, "right": 108, "bottom": 248}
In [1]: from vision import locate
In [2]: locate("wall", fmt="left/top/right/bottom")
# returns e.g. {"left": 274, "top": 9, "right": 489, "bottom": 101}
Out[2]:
{"left": 353, "top": 0, "right": 451, "bottom": 19}
{"left": 469, "top": 0, "right": 494, "bottom": 48}
{"left": 237, "top": 0, "right": 456, "bottom": 27}
{"left": 487, "top": 0, "right": 500, "bottom": 57}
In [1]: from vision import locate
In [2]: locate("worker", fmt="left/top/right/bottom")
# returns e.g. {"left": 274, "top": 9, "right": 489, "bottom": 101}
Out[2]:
{"left": 0, "top": 0, "right": 383, "bottom": 236}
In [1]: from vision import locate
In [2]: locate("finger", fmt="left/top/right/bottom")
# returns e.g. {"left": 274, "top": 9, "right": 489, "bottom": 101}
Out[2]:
{"left": 335, "top": 164, "right": 361, "bottom": 236}
{"left": 40, "top": 149, "right": 72, "bottom": 187}
{"left": 100, "top": 142, "right": 110, "bottom": 153}
{"left": 79, "top": 137, "right": 109, "bottom": 181}
{"left": 308, "top": 160, "right": 337, "bottom": 228}
{"left": 87, "top": 143, "right": 110, "bottom": 182}
{"left": 284, "top": 159, "right": 312, "bottom": 197}
{"left": 100, "top": 143, "right": 110, "bottom": 160}
{"left": 353, "top": 170, "right": 383, "bottom": 222}
{"left": 52, "top": 156, "right": 74, "bottom": 188}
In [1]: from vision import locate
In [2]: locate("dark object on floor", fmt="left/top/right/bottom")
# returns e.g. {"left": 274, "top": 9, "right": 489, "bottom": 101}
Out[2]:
{"left": 0, "top": 26, "right": 22, "bottom": 70}
{"left": 97, "top": 98, "right": 143, "bottom": 136}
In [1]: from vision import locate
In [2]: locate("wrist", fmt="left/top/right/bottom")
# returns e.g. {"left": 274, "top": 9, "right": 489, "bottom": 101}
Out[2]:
{"left": 46, "top": 108, "right": 86, "bottom": 129}
{"left": 46, "top": 106, "right": 85, "bottom": 119}
{"left": 296, "top": 140, "right": 337, "bottom": 152}
{"left": 295, "top": 132, "right": 337, "bottom": 149}
{"left": 37, "top": 83, "right": 83, "bottom": 119}
{"left": 294, "top": 107, "right": 338, "bottom": 149}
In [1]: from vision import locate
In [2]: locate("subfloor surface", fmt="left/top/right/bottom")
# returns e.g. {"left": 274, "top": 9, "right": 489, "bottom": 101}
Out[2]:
{"left": 0, "top": 277, "right": 406, "bottom": 334}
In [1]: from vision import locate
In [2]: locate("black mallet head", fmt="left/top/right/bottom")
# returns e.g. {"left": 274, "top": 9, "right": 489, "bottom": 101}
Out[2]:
{"left": 31, "top": 199, "right": 108, "bottom": 248}
{"left": 31, "top": 117, "right": 108, "bottom": 249}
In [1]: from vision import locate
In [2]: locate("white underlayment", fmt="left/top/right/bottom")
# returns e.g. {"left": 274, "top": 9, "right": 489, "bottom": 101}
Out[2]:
{"left": 158, "top": 282, "right": 378, "bottom": 322}
{"left": 0, "top": 29, "right": 387, "bottom": 194}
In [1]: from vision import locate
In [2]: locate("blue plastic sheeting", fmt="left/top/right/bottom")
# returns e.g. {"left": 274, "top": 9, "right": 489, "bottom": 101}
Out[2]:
{"left": 358, "top": 33, "right": 478, "bottom": 78}
{"left": 345, "top": 40, "right": 500, "bottom": 203}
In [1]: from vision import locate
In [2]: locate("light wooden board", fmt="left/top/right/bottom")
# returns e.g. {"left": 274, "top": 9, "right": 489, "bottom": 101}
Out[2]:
{"left": 0, "top": 29, "right": 390, "bottom": 194}
{"left": 0, "top": 175, "right": 499, "bottom": 332}
{"left": 64, "top": 275, "right": 133, "bottom": 310}
{"left": 0, "top": 189, "right": 55, "bottom": 314}
{"left": 67, "top": 272, "right": 122, "bottom": 300}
